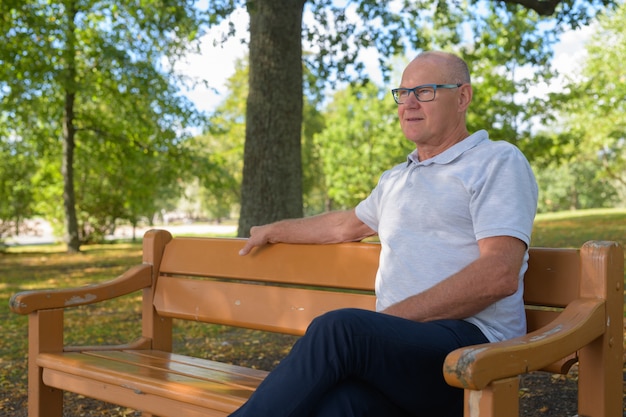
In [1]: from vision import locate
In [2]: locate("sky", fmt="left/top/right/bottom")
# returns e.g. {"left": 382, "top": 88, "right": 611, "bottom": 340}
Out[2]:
{"left": 176, "top": 7, "right": 596, "bottom": 116}
{"left": 174, "top": 8, "right": 249, "bottom": 114}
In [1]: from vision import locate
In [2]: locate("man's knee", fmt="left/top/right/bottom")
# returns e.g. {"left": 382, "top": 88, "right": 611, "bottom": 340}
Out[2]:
{"left": 307, "top": 308, "right": 373, "bottom": 336}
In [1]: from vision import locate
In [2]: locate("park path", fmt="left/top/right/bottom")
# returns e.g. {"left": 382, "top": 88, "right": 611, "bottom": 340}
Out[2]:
{"left": 5, "top": 219, "right": 237, "bottom": 246}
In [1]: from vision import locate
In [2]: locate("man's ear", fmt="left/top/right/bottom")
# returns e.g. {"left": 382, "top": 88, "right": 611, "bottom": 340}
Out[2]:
{"left": 458, "top": 83, "right": 473, "bottom": 112}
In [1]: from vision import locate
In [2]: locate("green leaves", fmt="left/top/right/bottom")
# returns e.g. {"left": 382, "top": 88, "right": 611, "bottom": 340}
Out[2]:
{"left": 463, "top": 3, "right": 558, "bottom": 143}
{"left": 545, "top": 3, "right": 626, "bottom": 207}
{"left": 313, "top": 81, "right": 412, "bottom": 209}
{"left": 0, "top": 0, "right": 209, "bottom": 244}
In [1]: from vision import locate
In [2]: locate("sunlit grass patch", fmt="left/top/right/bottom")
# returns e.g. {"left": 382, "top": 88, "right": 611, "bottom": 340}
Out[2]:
{"left": 532, "top": 208, "right": 626, "bottom": 248}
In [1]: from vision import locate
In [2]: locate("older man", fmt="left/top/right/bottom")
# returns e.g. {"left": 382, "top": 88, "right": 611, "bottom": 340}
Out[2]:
{"left": 232, "top": 51, "right": 538, "bottom": 417}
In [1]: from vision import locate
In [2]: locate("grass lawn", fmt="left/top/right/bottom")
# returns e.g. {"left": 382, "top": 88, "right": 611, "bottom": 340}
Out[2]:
{"left": 532, "top": 208, "right": 626, "bottom": 248}
{"left": 0, "top": 209, "right": 624, "bottom": 415}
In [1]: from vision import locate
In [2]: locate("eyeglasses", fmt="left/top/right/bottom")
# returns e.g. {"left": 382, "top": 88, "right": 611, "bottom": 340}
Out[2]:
{"left": 391, "top": 83, "right": 462, "bottom": 104}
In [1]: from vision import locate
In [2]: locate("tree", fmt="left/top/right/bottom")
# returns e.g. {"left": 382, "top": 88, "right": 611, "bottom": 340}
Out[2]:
{"left": 196, "top": 57, "right": 326, "bottom": 219}
{"left": 238, "top": 0, "right": 307, "bottom": 235}
{"left": 462, "top": 3, "right": 557, "bottom": 143}
{"left": 0, "top": 126, "right": 37, "bottom": 240}
{"left": 208, "top": 0, "right": 616, "bottom": 237}
{"left": 195, "top": 58, "right": 248, "bottom": 222}
{"left": 313, "top": 82, "right": 412, "bottom": 209}
{"left": 558, "top": 2, "right": 626, "bottom": 190}
{"left": 1, "top": 0, "right": 207, "bottom": 251}
{"left": 523, "top": 3, "right": 626, "bottom": 212}
{"left": 534, "top": 157, "right": 619, "bottom": 212}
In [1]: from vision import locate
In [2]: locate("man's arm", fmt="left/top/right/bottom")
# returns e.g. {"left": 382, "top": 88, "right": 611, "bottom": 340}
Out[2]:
{"left": 238, "top": 209, "right": 376, "bottom": 256}
{"left": 382, "top": 236, "right": 526, "bottom": 322}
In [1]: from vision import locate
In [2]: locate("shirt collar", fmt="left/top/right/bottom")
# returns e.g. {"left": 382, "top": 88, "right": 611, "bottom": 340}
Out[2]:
{"left": 407, "top": 130, "right": 489, "bottom": 166}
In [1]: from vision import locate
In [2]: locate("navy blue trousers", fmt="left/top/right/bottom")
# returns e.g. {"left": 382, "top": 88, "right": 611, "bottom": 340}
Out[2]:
{"left": 229, "top": 308, "right": 489, "bottom": 417}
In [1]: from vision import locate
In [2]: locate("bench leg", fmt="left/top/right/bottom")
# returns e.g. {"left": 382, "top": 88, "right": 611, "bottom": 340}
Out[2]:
{"left": 577, "top": 333, "right": 623, "bottom": 417}
{"left": 463, "top": 376, "right": 519, "bottom": 417}
{"left": 28, "top": 310, "right": 63, "bottom": 417}
{"left": 577, "top": 241, "right": 624, "bottom": 417}
{"left": 28, "top": 368, "right": 62, "bottom": 417}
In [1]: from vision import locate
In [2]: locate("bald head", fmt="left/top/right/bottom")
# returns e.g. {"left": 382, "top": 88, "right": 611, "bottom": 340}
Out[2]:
{"left": 410, "top": 51, "right": 471, "bottom": 85}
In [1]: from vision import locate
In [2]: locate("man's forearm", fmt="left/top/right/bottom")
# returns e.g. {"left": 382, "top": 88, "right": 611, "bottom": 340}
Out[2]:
{"left": 382, "top": 236, "right": 525, "bottom": 322}
{"left": 239, "top": 209, "right": 375, "bottom": 255}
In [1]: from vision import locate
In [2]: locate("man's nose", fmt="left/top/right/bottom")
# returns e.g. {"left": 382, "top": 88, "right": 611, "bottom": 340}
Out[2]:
{"left": 403, "top": 91, "right": 421, "bottom": 107}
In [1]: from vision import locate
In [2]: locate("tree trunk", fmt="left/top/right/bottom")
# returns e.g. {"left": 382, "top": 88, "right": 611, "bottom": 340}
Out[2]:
{"left": 62, "top": 0, "right": 80, "bottom": 253}
{"left": 237, "top": 0, "right": 306, "bottom": 237}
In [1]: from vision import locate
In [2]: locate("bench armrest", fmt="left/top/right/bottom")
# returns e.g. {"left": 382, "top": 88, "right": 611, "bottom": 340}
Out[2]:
{"left": 9, "top": 264, "right": 153, "bottom": 315}
{"left": 443, "top": 297, "right": 606, "bottom": 390}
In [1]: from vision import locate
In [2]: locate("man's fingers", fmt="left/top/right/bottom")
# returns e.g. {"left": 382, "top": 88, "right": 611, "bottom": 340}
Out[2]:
{"left": 239, "top": 241, "right": 253, "bottom": 256}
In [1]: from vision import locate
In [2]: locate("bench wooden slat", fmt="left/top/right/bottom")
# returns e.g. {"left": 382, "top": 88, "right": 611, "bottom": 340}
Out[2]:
{"left": 38, "top": 351, "right": 255, "bottom": 414}
{"left": 525, "top": 308, "right": 562, "bottom": 332}
{"left": 38, "top": 352, "right": 256, "bottom": 396}
{"left": 523, "top": 247, "right": 580, "bottom": 308}
{"left": 132, "top": 350, "right": 267, "bottom": 380}
{"left": 159, "top": 238, "right": 380, "bottom": 291}
{"left": 84, "top": 350, "right": 265, "bottom": 389}
{"left": 154, "top": 276, "right": 376, "bottom": 335}
{"left": 41, "top": 369, "right": 237, "bottom": 417}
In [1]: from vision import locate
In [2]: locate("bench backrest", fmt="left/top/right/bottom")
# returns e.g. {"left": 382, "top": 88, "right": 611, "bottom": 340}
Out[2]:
{"left": 141, "top": 229, "right": 613, "bottom": 373}
{"left": 146, "top": 232, "right": 379, "bottom": 336}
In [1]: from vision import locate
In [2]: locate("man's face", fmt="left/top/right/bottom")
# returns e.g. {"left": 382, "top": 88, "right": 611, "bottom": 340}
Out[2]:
{"left": 397, "top": 57, "right": 466, "bottom": 152}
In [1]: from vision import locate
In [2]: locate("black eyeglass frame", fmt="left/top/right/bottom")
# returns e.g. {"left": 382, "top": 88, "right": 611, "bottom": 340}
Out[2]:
{"left": 391, "top": 83, "right": 462, "bottom": 104}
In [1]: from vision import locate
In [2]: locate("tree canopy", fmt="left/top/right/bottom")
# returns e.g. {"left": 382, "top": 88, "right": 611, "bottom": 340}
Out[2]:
{"left": 1, "top": 0, "right": 212, "bottom": 250}
{"left": 210, "top": 0, "right": 617, "bottom": 236}
{"left": 1, "top": 0, "right": 622, "bottom": 248}
{"left": 530, "top": 1, "right": 626, "bottom": 211}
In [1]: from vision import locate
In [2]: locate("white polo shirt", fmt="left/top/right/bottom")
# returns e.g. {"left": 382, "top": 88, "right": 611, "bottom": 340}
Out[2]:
{"left": 355, "top": 130, "right": 538, "bottom": 342}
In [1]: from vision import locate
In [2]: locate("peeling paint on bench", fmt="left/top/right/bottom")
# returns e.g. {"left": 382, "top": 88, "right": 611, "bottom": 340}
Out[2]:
{"left": 65, "top": 294, "right": 97, "bottom": 306}
{"left": 529, "top": 324, "right": 563, "bottom": 342}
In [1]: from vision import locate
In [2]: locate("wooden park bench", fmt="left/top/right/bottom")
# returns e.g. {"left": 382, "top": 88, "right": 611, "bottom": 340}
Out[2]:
{"left": 9, "top": 229, "right": 624, "bottom": 417}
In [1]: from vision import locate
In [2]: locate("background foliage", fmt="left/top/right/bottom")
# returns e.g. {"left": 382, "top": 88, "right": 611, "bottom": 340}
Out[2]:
{"left": 1, "top": 0, "right": 625, "bottom": 247}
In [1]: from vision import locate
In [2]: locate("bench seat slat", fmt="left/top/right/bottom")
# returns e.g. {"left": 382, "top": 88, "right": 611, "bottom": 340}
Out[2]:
{"left": 83, "top": 350, "right": 265, "bottom": 389}
{"left": 42, "top": 369, "right": 237, "bottom": 417}
{"left": 159, "top": 238, "right": 380, "bottom": 291}
{"left": 38, "top": 351, "right": 260, "bottom": 414}
{"left": 131, "top": 350, "right": 267, "bottom": 379}
{"left": 154, "top": 276, "right": 377, "bottom": 335}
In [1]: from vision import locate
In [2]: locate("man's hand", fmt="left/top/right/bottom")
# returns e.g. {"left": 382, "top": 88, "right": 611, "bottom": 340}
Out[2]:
{"left": 238, "top": 225, "right": 272, "bottom": 256}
